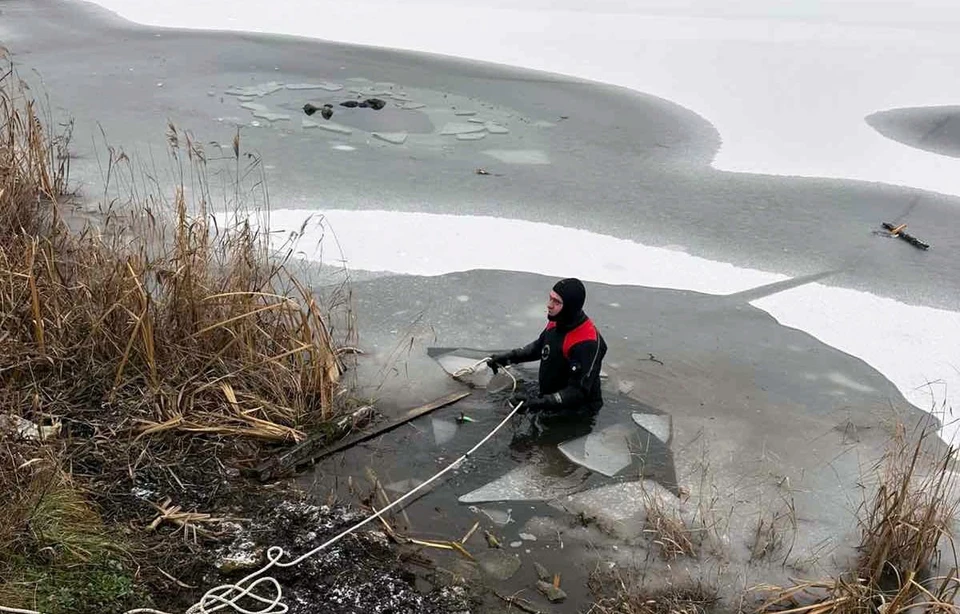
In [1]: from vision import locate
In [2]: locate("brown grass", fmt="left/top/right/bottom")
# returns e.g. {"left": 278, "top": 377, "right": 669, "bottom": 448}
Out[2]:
{"left": 1, "top": 59, "right": 350, "bottom": 444}
{"left": 644, "top": 490, "right": 698, "bottom": 560}
{"left": 1, "top": 55, "right": 354, "bottom": 612}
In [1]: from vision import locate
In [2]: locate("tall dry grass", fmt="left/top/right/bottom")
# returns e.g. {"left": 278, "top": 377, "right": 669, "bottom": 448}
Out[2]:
{"left": 1, "top": 60, "right": 350, "bottom": 444}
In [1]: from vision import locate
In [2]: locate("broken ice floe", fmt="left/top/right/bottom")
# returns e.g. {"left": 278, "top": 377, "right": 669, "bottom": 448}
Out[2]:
{"left": 440, "top": 122, "right": 486, "bottom": 136}
{"left": 631, "top": 412, "right": 671, "bottom": 445}
{"left": 384, "top": 478, "right": 425, "bottom": 494}
{"left": 469, "top": 506, "right": 513, "bottom": 526}
{"left": 432, "top": 418, "right": 457, "bottom": 445}
{"left": 458, "top": 463, "right": 586, "bottom": 504}
{"left": 557, "top": 422, "right": 635, "bottom": 478}
{"left": 225, "top": 82, "right": 285, "bottom": 98}
{"left": 253, "top": 111, "right": 291, "bottom": 122}
{"left": 285, "top": 82, "right": 343, "bottom": 91}
{"left": 482, "top": 149, "right": 549, "bottom": 164}
{"left": 372, "top": 132, "right": 409, "bottom": 145}
{"left": 302, "top": 119, "right": 353, "bottom": 134}
{"left": 240, "top": 102, "right": 270, "bottom": 112}
{"left": 477, "top": 550, "right": 521, "bottom": 580}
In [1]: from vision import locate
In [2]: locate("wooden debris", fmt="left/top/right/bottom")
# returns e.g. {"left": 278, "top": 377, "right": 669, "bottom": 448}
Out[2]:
{"left": 245, "top": 405, "right": 374, "bottom": 481}
{"left": 461, "top": 521, "right": 480, "bottom": 545}
{"left": 494, "top": 590, "right": 544, "bottom": 614}
{"left": 146, "top": 497, "right": 223, "bottom": 540}
{"left": 248, "top": 391, "right": 470, "bottom": 481}
{"left": 882, "top": 222, "right": 930, "bottom": 250}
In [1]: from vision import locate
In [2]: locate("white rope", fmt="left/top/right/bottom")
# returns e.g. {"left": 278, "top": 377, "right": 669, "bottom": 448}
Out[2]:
{"left": 1, "top": 360, "right": 519, "bottom": 614}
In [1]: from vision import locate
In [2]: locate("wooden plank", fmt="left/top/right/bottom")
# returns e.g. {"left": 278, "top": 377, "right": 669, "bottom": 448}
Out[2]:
{"left": 248, "top": 391, "right": 471, "bottom": 482}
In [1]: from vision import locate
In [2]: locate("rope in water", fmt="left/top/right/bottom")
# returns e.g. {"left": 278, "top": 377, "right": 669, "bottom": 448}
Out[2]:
{"left": 116, "top": 358, "right": 520, "bottom": 614}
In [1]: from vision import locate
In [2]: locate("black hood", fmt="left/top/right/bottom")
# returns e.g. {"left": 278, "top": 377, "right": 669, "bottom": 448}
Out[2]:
{"left": 549, "top": 278, "right": 586, "bottom": 326}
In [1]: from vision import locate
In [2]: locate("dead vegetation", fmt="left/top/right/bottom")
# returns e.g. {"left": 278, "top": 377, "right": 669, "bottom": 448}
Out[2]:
{"left": 588, "top": 567, "right": 719, "bottom": 614}
{"left": 644, "top": 491, "right": 698, "bottom": 560}
{"left": 753, "top": 421, "right": 960, "bottom": 614}
{"left": 1, "top": 57, "right": 355, "bottom": 612}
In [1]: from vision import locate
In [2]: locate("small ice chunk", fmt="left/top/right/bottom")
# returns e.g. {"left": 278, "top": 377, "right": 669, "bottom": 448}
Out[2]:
{"left": 478, "top": 550, "right": 521, "bottom": 580}
{"left": 468, "top": 118, "right": 486, "bottom": 124}
{"left": 332, "top": 144, "right": 355, "bottom": 151}
{"left": 632, "top": 413, "right": 671, "bottom": 444}
{"left": 432, "top": 419, "right": 457, "bottom": 445}
{"left": 510, "top": 541, "right": 523, "bottom": 548}
{"left": 470, "top": 506, "right": 513, "bottom": 526}
{"left": 240, "top": 102, "right": 270, "bottom": 113}
{"left": 385, "top": 478, "right": 425, "bottom": 494}
{"left": 482, "top": 149, "right": 549, "bottom": 164}
{"left": 440, "top": 122, "right": 486, "bottom": 136}
{"left": 372, "top": 132, "right": 408, "bottom": 145}
{"left": 484, "top": 122, "right": 509, "bottom": 134}
{"left": 458, "top": 463, "right": 586, "bottom": 503}
{"left": 558, "top": 422, "right": 635, "bottom": 477}
{"left": 285, "top": 82, "right": 343, "bottom": 91}
{"left": 225, "top": 82, "right": 284, "bottom": 97}
{"left": 457, "top": 132, "right": 487, "bottom": 141}
{"left": 400, "top": 102, "right": 426, "bottom": 110}
{"left": 253, "top": 111, "right": 291, "bottom": 122}
{"left": 302, "top": 119, "right": 353, "bottom": 134}
{"left": 519, "top": 533, "right": 537, "bottom": 542}
{"left": 455, "top": 110, "right": 477, "bottom": 116}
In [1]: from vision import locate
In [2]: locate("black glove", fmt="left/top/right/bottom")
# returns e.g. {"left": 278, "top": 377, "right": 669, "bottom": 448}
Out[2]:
{"left": 511, "top": 392, "right": 554, "bottom": 412}
{"left": 524, "top": 396, "right": 551, "bottom": 411}
{"left": 487, "top": 352, "right": 513, "bottom": 374}
{"left": 509, "top": 390, "right": 530, "bottom": 406}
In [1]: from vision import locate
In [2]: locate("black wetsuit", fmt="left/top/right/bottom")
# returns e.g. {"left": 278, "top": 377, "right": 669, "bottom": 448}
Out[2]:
{"left": 508, "top": 311, "right": 607, "bottom": 413}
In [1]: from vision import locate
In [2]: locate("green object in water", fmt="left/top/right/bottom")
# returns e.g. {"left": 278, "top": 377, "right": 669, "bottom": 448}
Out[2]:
{"left": 457, "top": 413, "right": 475, "bottom": 424}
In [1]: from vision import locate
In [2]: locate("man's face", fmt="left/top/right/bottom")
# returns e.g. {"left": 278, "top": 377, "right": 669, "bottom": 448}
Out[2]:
{"left": 547, "top": 291, "right": 564, "bottom": 318}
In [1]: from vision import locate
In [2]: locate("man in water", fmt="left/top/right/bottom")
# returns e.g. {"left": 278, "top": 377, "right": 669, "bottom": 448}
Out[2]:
{"left": 487, "top": 278, "right": 607, "bottom": 418}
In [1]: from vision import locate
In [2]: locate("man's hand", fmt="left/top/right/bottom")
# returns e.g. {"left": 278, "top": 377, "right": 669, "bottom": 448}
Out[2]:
{"left": 487, "top": 352, "right": 512, "bottom": 374}
{"left": 509, "top": 392, "right": 553, "bottom": 412}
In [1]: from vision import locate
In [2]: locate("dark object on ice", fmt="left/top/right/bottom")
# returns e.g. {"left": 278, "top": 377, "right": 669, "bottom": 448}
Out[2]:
{"left": 303, "top": 102, "right": 334, "bottom": 119}
{"left": 882, "top": 222, "right": 930, "bottom": 250}
{"left": 339, "top": 98, "right": 386, "bottom": 110}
